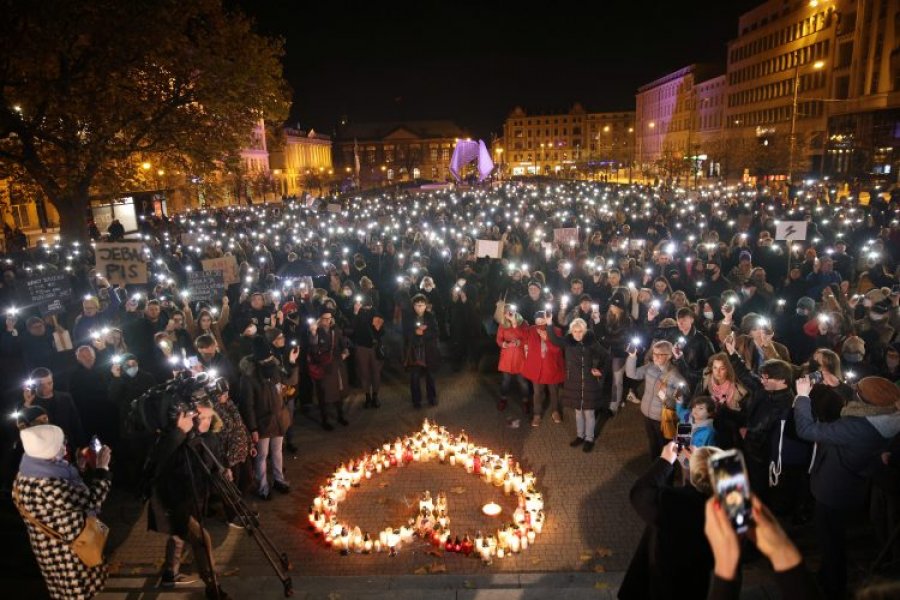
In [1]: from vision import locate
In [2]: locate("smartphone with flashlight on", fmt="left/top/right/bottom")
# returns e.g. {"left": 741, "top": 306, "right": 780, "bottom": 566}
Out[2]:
{"left": 708, "top": 449, "right": 753, "bottom": 534}
{"left": 675, "top": 423, "right": 692, "bottom": 449}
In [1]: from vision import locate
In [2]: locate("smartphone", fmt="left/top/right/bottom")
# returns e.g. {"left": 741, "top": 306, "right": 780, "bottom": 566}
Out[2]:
{"left": 90, "top": 435, "right": 102, "bottom": 454}
{"left": 808, "top": 370, "right": 824, "bottom": 385}
{"left": 708, "top": 449, "right": 753, "bottom": 534}
{"left": 675, "top": 423, "right": 692, "bottom": 449}
{"left": 186, "top": 356, "right": 200, "bottom": 368}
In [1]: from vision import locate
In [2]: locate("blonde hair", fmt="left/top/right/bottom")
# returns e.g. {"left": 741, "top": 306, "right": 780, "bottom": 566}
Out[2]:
{"left": 689, "top": 446, "right": 723, "bottom": 496}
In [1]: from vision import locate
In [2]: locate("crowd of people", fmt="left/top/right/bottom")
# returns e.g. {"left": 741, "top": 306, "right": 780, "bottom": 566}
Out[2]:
{"left": 2, "top": 178, "right": 900, "bottom": 599}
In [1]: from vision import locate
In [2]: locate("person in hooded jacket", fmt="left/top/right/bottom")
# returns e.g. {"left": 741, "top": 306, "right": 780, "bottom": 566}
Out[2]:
{"left": 403, "top": 294, "right": 442, "bottom": 407}
{"left": 594, "top": 293, "right": 633, "bottom": 414}
{"left": 546, "top": 317, "right": 609, "bottom": 453}
{"left": 494, "top": 301, "right": 529, "bottom": 413}
{"left": 238, "top": 336, "right": 299, "bottom": 500}
{"left": 794, "top": 375, "right": 900, "bottom": 600}
{"left": 724, "top": 337, "right": 811, "bottom": 516}
{"left": 521, "top": 310, "right": 565, "bottom": 426}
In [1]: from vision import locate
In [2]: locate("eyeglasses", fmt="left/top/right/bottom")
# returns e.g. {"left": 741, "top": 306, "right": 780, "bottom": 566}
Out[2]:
{"left": 652, "top": 353, "right": 671, "bottom": 358}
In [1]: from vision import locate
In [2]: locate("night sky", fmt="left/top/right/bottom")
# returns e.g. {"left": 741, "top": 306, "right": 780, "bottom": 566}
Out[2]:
{"left": 240, "top": 0, "right": 762, "bottom": 140}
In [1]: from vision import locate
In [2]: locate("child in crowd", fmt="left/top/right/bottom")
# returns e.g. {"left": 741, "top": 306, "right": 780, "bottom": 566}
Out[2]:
{"left": 677, "top": 394, "right": 717, "bottom": 447}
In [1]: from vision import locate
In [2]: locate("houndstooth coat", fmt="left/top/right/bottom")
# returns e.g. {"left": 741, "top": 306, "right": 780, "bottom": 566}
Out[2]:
{"left": 14, "top": 472, "right": 111, "bottom": 599}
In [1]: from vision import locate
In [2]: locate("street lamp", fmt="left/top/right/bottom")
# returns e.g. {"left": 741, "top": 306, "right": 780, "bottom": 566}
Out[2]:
{"left": 787, "top": 57, "right": 825, "bottom": 183}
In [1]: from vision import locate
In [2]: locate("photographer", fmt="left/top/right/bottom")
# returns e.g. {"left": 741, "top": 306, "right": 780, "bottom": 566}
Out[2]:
{"left": 146, "top": 390, "right": 229, "bottom": 598}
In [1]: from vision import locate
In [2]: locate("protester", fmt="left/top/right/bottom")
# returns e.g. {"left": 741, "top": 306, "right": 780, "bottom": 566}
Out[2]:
{"left": 626, "top": 340, "right": 687, "bottom": 458}
{"left": 13, "top": 424, "right": 112, "bottom": 600}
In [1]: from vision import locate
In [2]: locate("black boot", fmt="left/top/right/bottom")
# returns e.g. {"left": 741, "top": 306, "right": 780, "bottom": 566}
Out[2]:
{"left": 364, "top": 393, "right": 372, "bottom": 409}
{"left": 372, "top": 392, "right": 381, "bottom": 408}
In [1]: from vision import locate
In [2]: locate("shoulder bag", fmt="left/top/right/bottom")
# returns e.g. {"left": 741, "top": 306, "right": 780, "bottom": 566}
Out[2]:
{"left": 13, "top": 486, "right": 108, "bottom": 568}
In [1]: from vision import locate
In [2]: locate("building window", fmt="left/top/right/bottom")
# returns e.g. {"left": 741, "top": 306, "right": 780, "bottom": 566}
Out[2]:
{"left": 430, "top": 146, "right": 438, "bottom": 162}
{"left": 387, "top": 168, "right": 394, "bottom": 180}
{"left": 413, "top": 167, "right": 421, "bottom": 179}
{"left": 431, "top": 166, "right": 438, "bottom": 178}
{"left": 442, "top": 147, "right": 450, "bottom": 161}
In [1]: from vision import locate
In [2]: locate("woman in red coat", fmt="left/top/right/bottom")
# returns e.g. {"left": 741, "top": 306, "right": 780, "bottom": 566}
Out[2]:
{"left": 496, "top": 303, "right": 529, "bottom": 412}
{"left": 521, "top": 311, "right": 566, "bottom": 427}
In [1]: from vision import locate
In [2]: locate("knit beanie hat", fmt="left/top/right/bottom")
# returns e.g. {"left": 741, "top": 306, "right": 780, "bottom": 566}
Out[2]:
{"left": 20, "top": 424, "right": 65, "bottom": 460}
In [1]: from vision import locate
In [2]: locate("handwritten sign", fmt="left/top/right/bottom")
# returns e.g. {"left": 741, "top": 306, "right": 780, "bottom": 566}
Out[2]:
{"left": 474, "top": 239, "right": 503, "bottom": 259}
{"left": 201, "top": 256, "right": 239, "bottom": 285}
{"left": 95, "top": 242, "right": 148, "bottom": 285}
{"left": 553, "top": 228, "right": 579, "bottom": 246}
{"left": 327, "top": 203, "right": 343, "bottom": 214}
{"left": 187, "top": 271, "right": 226, "bottom": 304}
{"left": 21, "top": 273, "right": 73, "bottom": 316}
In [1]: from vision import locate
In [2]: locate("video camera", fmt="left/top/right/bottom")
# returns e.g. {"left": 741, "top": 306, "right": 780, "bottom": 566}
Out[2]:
{"left": 129, "top": 370, "right": 219, "bottom": 433}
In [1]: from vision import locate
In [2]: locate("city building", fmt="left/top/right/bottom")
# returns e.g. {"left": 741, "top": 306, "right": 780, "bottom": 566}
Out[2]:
{"left": 269, "top": 127, "right": 333, "bottom": 197}
{"left": 502, "top": 104, "right": 634, "bottom": 179}
{"left": 723, "top": 0, "right": 841, "bottom": 179}
{"left": 823, "top": 0, "right": 900, "bottom": 179}
{"left": 635, "top": 64, "right": 723, "bottom": 182}
{"left": 332, "top": 120, "right": 470, "bottom": 187}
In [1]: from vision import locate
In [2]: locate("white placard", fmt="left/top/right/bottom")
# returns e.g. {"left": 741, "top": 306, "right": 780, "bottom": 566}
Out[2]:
{"left": 775, "top": 221, "right": 807, "bottom": 241}
{"left": 475, "top": 239, "right": 503, "bottom": 259}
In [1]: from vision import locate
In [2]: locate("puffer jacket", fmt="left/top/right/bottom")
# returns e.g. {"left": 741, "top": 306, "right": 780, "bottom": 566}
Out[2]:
{"left": 238, "top": 357, "right": 297, "bottom": 439}
{"left": 625, "top": 355, "right": 687, "bottom": 421}
{"left": 546, "top": 327, "right": 609, "bottom": 411}
{"left": 521, "top": 324, "right": 565, "bottom": 385}
{"left": 496, "top": 317, "right": 527, "bottom": 374}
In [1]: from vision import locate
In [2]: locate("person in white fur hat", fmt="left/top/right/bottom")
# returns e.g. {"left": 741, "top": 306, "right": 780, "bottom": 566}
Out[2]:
{"left": 13, "top": 424, "right": 112, "bottom": 599}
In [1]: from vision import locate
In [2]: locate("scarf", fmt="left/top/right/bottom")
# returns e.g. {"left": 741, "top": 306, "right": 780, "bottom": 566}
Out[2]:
{"left": 691, "top": 418, "right": 713, "bottom": 433}
{"left": 18, "top": 454, "right": 87, "bottom": 491}
{"left": 840, "top": 400, "right": 896, "bottom": 419}
{"left": 709, "top": 378, "right": 736, "bottom": 406}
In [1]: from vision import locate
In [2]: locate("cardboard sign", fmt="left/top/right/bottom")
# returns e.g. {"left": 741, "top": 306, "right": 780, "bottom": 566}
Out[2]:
{"left": 187, "top": 271, "right": 226, "bottom": 304}
{"left": 327, "top": 203, "right": 342, "bottom": 214}
{"left": 180, "top": 232, "right": 205, "bottom": 247}
{"left": 201, "top": 256, "right": 239, "bottom": 285}
{"left": 21, "top": 273, "right": 73, "bottom": 316}
{"left": 775, "top": 221, "right": 808, "bottom": 241}
{"left": 475, "top": 239, "right": 503, "bottom": 259}
{"left": 553, "top": 227, "right": 579, "bottom": 246}
{"left": 95, "top": 242, "right": 148, "bottom": 285}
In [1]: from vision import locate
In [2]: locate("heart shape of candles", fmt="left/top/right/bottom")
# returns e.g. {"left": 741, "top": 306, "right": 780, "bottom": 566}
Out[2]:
{"left": 308, "top": 419, "right": 545, "bottom": 562}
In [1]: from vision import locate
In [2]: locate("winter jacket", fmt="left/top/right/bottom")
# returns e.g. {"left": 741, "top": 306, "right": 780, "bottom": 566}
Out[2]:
{"left": 665, "top": 327, "right": 715, "bottom": 392}
{"left": 545, "top": 328, "right": 608, "bottom": 411}
{"left": 238, "top": 357, "right": 297, "bottom": 438}
{"left": 520, "top": 324, "right": 565, "bottom": 385}
{"left": 619, "top": 458, "right": 713, "bottom": 600}
{"left": 307, "top": 326, "right": 349, "bottom": 405}
{"left": 496, "top": 318, "right": 527, "bottom": 374}
{"left": 14, "top": 466, "right": 111, "bottom": 599}
{"left": 730, "top": 353, "right": 810, "bottom": 469}
{"left": 402, "top": 310, "right": 442, "bottom": 370}
{"left": 625, "top": 355, "right": 687, "bottom": 421}
{"left": 794, "top": 396, "right": 900, "bottom": 510}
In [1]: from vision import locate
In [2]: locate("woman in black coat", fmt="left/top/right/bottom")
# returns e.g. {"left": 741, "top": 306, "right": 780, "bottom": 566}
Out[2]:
{"left": 403, "top": 294, "right": 441, "bottom": 408}
{"left": 546, "top": 317, "right": 609, "bottom": 452}
{"left": 619, "top": 442, "right": 720, "bottom": 600}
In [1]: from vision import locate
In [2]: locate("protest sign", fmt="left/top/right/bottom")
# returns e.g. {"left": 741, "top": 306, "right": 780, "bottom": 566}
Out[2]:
{"left": 775, "top": 221, "right": 808, "bottom": 241}
{"left": 180, "top": 232, "right": 205, "bottom": 247}
{"left": 187, "top": 271, "right": 226, "bottom": 304}
{"left": 554, "top": 227, "right": 579, "bottom": 245}
{"left": 20, "top": 273, "right": 73, "bottom": 316}
{"left": 474, "top": 239, "right": 503, "bottom": 259}
{"left": 95, "top": 242, "right": 148, "bottom": 285}
{"left": 201, "top": 256, "right": 239, "bottom": 285}
{"left": 327, "top": 203, "right": 343, "bottom": 214}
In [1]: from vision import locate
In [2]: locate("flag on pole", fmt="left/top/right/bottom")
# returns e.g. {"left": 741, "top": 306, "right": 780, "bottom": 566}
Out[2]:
{"left": 353, "top": 138, "right": 360, "bottom": 179}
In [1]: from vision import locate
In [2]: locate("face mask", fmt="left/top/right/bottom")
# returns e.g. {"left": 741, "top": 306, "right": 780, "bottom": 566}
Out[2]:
{"left": 796, "top": 308, "right": 809, "bottom": 316}
{"left": 423, "top": 285, "right": 434, "bottom": 292}
{"left": 870, "top": 312, "right": 887, "bottom": 322}
{"left": 742, "top": 288, "right": 752, "bottom": 296}
{"left": 843, "top": 352, "right": 863, "bottom": 363}
{"left": 703, "top": 311, "right": 714, "bottom": 320}
{"left": 125, "top": 366, "right": 139, "bottom": 378}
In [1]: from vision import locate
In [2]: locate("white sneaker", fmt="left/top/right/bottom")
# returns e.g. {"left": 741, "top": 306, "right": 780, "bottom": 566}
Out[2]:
{"left": 626, "top": 392, "right": 641, "bottom": 405}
